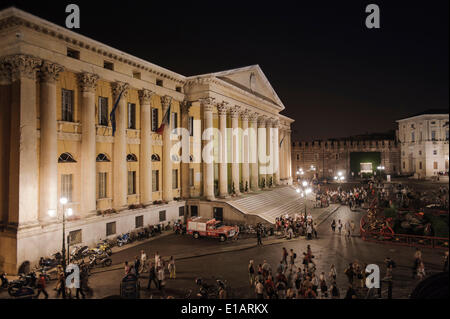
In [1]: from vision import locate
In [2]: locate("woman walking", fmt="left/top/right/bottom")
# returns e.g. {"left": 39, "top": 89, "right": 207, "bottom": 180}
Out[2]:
{"left": 248, "top": 260, "right": 255, "bottom": 286}
{"left": 168, "top": 256, "right": 176, "bottom": 279}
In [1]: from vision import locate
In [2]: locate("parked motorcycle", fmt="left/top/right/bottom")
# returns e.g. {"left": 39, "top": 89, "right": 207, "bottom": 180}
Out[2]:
{"left": 116, "top": 233, "right": 131, "bottom": 247}
{"left": 70, "top": 245, "right": 90, "bottom": 261}
{"left": 96, "top": 240, "right": 113, "bottom": 255}
{"left": 88, "top": 252, "right": 112, "bottom": 269}
{"left": 8, "top": 272, "right": 37, "bottom": 296}
{"left": 39, "top": 252, "right": 62, "bottom": 270}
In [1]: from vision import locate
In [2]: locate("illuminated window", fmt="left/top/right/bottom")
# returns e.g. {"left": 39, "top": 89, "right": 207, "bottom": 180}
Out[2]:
{"left": 58, "top": 153, "right": 76, "bottom": 163}
{"left": 126, "top": 154, "right": 138, "bottom": 162}
{"left": 96, "top": 153, "right": 110, "bottom": 162}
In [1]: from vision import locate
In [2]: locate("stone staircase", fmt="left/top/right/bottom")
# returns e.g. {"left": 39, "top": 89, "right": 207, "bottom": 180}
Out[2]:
{"left": 227, "top": 186, "right": 306, "bottom": 224}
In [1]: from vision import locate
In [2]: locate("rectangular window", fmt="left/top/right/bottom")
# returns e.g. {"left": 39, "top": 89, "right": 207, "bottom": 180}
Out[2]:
{"left": 104, "top": 61, "right": 114, "bottom": 70}
{"left": 190, "top": 205, "right": 198, "bottom": 217}
{"left": 128, "top": 171, "right": 136, "bottom": 195}
{"left": 431, "top": 131, "right": 436, "bottom": 140}
{"left": 128, "top": 103, "right": 136, "bottom": 129}
{"left": 179, "top": 206, "right": 185, "bottom": 217}
{"left": 411, "top": 132, "right": 415, "bottom": 142}
{"left": 98, "top": 97, "right": 108, "bottom": 126}
{"left": 189, "top": 168, "right": 194, "bottom": 187}
{"left": 433, "top": 150, "right": 438, "bottom": 155}
{"left": 171, "top": 112, "right": 178, "bottom": 130}
{"left": 67, "top": 48, "right": 80, "bottom": 59}
{"left": 188, "top": 116, "right": 194, "bottom": 136}
{"left": 98, "top": 172, "right": 107, "bottom": 199}
{"left": 434, "top": 162, "right": 438, "bottom": 170}
{"left": 419, "top": 162, "right": 423, "bottom": 170}
{"left": 61, "top": 89, "right": 74, "bottom": 122}
{"left": 156, "top": 79, "right": 163, "bottom": 87}
{"left": 135, "top": 215, "right": 144, "bottom": 228}
{"left": 159, "top": 210, "right": 166, "bottom": 222}
{"left": 446, "top": 130, "right": 449, "bottom": 141}
{"left": 172, "top": 169, "right": 178, "bottom": 189}
{"left": 403, "top": 162, "right": 405, "bottom": 169}
{"left": 68, "top": 230, "right": 82, "bottom": 245}
{"left": 106, "top": 222, "right": 116, "bottom": 236}
{"left": 176, "top": 86, "right": 182, "bottom": 93}
{"left": 61, "top": 174, "right": 73, "bottom": 202}
{"left": 152, "top": 170, "right": 159, "bottom": 191}
{"left": 132, "top": 72, "right": 141, "bottom": 79}
{"left": 151, "top": 108, "right": 159, "bottom": 132}
{"left": 296, "top": 154, "right": 300, "bottom": 160}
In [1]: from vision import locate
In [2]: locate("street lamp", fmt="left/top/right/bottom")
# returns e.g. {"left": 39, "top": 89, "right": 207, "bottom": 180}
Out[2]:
{"left": 302, "top": 181, "right": 308, "bottom": 187}
{"left": 59, "top": 197, "right": 68, "bottom": 270}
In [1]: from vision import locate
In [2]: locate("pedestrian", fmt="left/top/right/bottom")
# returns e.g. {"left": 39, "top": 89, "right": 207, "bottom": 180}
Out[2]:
{"left": 338, "top": 220, "right": 343, "bottom": 234}
{"left": 289, "top": 249, "right": 296, "bottom": 270}
{"left": 262, "top": 260, "right": 271, "bottom": 279}
{"left": 282, "top": 247, "right": 288, "bottom": 265}
{"left": 329, "top": 264, "right": 337, "bottom": 281}
{"left": 75, "top": 270, "right": 87, "bottom": 299}
{"left": 350, "top": 220, "right": 356, "bottom": 235}
{"left": 344, "top": 283, "right": 357, "bottom": 299}
{"left": 155, "top": 251, "right": 161, "bottom": 268}
{"left": 55, "top": 266, "right": 66, "bottom": 299}
{"left": 265, "top": 275, "right": 276, "bottom": 299}
{"left": 140, "top": 250, "right": 148, "bottom": 273}
{"left": 124, "top": 261, "right": 130, "bottom": 275}
{"left": 344, "top": 263, "right": 354, "bottom": 285}
{"left": 168, "top": 256, "right": 176, "bottom": 279}
{"left": 331, "top": 220, "right": 336, "bottom": 232}
{"left": 256, "top": 227, "right": 263, "bottom": 246}
{"left": 35, "top": 273, "right": 49, "bottom": 299}
{"left": 306, "top": 223, "right": 313, "bottom": 240}
{"left": 255, "top": 280, "right": 264, "bottom": 299}
{"left": 417, "top": 261, "right": 426, "bottom": 280}
{"left": 313, "top": 222, "right": 318, "bottom": 239}
{"left": 330, "top": 281, "right": 340, "bottom": 299}
{"left": 443, "top": 251, "right": 449, "bottom": 272}
{"left": 345, "top": 222, "right": 351, "bottom": 238}
{"left": 319, "top": 273, "right": 328, "bottom": 298}
{"left": 412, "top": 248, "right": 422, "bottom": 278}
{"left": 147, "top": 262, "right": 159, "bottom": 290}
{"left": 157, "top": 266, "right": 165, "bottom": 291}
{"left": 248, "top": 260, "right": 255, "bottom": 286}
{"left": 134, "top": 256, "right": 141, "bottom": 276}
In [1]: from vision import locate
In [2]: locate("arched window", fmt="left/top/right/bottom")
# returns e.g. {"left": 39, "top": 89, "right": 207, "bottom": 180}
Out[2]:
{"left": 58, "top": 152, "right": 76, "bottom": 163}
{"left": 151, "top": 154, "right": 160, "bottom": 162}
{"left": 189, "top": 155, "right": 194, "bottom": 162}
{"left": 96, "top": 153, "right": 110, "bottom": 162}
{"left": 126, "top": 154, "right": 138, "bottom": 162}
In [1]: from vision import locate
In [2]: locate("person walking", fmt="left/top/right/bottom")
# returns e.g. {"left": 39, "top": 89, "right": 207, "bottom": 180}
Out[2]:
{"left": 55, "top": 266, "right": 67, "bottom": 299}
{"left": 417, "top": 261, "right": 426, "bottom": 280}
{"left": 147, "top": 262, "right": 159, "bottom": 290}
{"left": 289, "top": 249, "right": 296, "bottom": 271}
{"left": 282, "top": 247, "right": 288, "bottom": 265}
{"left": 350, "top": 220, "right": 356, "bottom": 236}
{"left": 140, "top": 250, "right": 148, "bottom": 273}
{"left": 331, "top": 220, "right": 336, "bottom": 232}
{"left": 306, "top": 223, "right": 313, "bottom": 240}
{"left": 168, "top": 256, "right": 176, "bottom": 279}
{"left": 255, "top": 280, "right": 264, "bottom": 299}
{"left": 134, "top": 256, "right": 141, "bottom": 276}
{"left": 124, "top": 261, "right": 131, "bottom": 275}
{"left": 248, "top": 260, "right": 255, "bottom": 286}
{"left": 256, "top": 227, "right": 263, "bottom": 246}
{"left": 35, "top": 273, "right": 49, "bottom": 299}
{"left": 338, "top": 220, "right": 343, "bottom": 234}
{"left": 443, "top": 251, "right": 449, "bottom": 272}
{"left": 330, "top": 281, "right": 340, "bottom": 299}
{"left": 329, "top": 264, "right": 337, "bottom": 282}
{"left": 157, "top": 266, "right": 165, "bottom": 291}
{"left": 344, "top": 263, "right": 354, "bottom": 285}
{"left": 412, "top": 248, "right": 422, "bottom": 278}
{"left": 155, "top": 251, "right": 161, "bottom": 269}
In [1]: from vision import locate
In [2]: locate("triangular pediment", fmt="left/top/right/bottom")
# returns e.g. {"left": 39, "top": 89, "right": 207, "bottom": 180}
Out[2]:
{"left": 202, "top": 65, "right": 285, "bottom": 110}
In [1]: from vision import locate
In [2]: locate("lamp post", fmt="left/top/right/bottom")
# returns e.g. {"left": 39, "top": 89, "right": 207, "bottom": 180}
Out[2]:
{"left": 60, "top": 197, "right": 68, "bottom": 270}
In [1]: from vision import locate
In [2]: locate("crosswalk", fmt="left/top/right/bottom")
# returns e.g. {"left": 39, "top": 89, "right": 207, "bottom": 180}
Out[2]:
{"left": 227, "top": 186, "right": 306, "bottom": 224}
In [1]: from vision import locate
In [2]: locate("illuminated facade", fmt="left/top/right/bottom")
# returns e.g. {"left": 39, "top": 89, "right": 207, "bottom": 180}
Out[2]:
{"left": 0, "top": 8, "right": 293, "bottom": 273}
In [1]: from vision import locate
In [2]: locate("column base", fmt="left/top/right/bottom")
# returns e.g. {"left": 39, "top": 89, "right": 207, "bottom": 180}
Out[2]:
{"left": 219, "top": 193, "right": 230, "bottom": 199}
{"left": 205, "top": 196, "right": 215, "bottom": 201}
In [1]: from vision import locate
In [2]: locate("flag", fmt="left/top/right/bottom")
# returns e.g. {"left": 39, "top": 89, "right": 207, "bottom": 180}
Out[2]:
{"left": 156, "top": 99, "right": 172, "bottom": 135}
{"left": 110, "top": 88, "right": 125, "bottom": 136}
{"left": 279, "top": 136, "right": 285, "bottom": 148}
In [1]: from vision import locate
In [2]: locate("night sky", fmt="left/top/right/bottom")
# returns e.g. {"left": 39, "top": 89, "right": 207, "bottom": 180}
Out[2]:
{"left": 1, "top": 0, "right": 448, "bottom": 141}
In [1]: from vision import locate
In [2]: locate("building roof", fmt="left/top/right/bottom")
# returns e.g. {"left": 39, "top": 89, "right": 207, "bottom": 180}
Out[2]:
{"left": 397, "top": 109, "right": 449, "bottom": 122}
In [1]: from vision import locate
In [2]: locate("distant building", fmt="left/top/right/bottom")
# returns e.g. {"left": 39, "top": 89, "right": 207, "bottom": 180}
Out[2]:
{"left": 397, "top": 110, "right": 449, "bottom": 178}
{"left": 291, "top": 133, "right": 401, "bottom": 180}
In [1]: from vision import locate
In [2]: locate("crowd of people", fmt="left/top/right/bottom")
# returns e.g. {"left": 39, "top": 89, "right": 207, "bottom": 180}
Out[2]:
{"left": 274, "top": 213, "right": 319, "bottom": 240}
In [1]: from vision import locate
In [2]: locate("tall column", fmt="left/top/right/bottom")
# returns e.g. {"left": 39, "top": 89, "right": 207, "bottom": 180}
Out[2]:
{"left": 0, "top": 61, "right": 11, "bottom": 225}
{"left": 161, "top": 95, "right": 173, "bottom": 202}
{"left": 217, "top": 102, "right": 229, "bottom": 198}
{"left": 112, "top": 82, "right": 129, "bottom": 210}
{"left": 180, "top": 101, "right": 192, "bottom": 199}
{"left": 200, "top": 97, "right": 215, "bottom": 201}
{"left": 266, "top": 118, "right": 274, "bottom": 187}
{"left": 39, "top": 62, "right": 64, "bottom": 222}
{"left": 258, "top": 116, "right": 267, "bottom": 188}
{"left": 5, "top": 54, "right": 41, "bottom": 227}
{"left": 249, "top": 113, "right": 259, "bottom": 191}
{"left": 230, "top": 106, "right": 240, "bottom": 195}
{"left": 287, "top": 130, "right": 293, "bottom": 183}
{"left": 241, "top": 110, "right": 250, "bottom": 192}
{"left": 272, "top": 119, "right": 280, "bottom": 185}
{"left": 78, "top": 72, "right": 98, "bottom": 217}
{"left": 139, "top": 89, "right": 154, "bottom": 205}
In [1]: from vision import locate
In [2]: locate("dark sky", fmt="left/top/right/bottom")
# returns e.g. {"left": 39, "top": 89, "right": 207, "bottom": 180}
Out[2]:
{"left": 1, "top": 0, "right": 448, "bottom": 141}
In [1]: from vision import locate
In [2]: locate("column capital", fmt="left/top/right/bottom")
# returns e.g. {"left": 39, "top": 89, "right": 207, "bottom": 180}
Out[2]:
{"left": 180, "top": 100, "right": 193, "bottom": 114}
{"left": 230, "top": 105, "right": 241, "bottom": 119}
{"left": 161, "top": 95, "right": 173, "bottom": 110}
{"left": 0, "top": 61, "right": 11, "bottom": 85}
{"left": 258, "top": 115, "right": 268, "bottom": 127}
{"left": 138, "top": 88, "right": 154, "bottom": 105}
{"left": 199, "top": 97, "right": 215, "bottom": 113}
{"left": 249, "top": 112, "right": 259, "bottom": 124}
{"left": 77, "top": 72, "right": 99, "bottom": 93}
{"left": 40, "top": 61, "right": 64, "bottom": 84}
{"left": 112, "top": 81, "right": 129, "bottom": 100}
{"left": 3, "top": 54, "right": 41, "bottom": 81}
{"left": 241, "top": 109, "right": 250, "bottom": 121}
{"left": 216, "top": 101, "right": 229, "bottom": 116}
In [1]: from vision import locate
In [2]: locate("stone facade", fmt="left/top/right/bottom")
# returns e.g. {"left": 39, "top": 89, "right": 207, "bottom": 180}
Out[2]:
{"left": 291, "top": 139, "right": 401, "bottom": 179}
{"left": 0, "top": 8, "right": 293, "bottom": 273}
{"left": 397, "top": 112, "right": 449, "bottom": 178}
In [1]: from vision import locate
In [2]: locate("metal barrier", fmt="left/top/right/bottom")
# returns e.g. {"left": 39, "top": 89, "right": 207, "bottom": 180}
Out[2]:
{"left": 360, "top": 215, "right": 449, "bottom": 249}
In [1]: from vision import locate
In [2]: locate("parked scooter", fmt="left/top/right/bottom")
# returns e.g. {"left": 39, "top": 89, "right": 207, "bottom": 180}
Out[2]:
{"left": 8, "top": 271, "right": 37, "bottom": 296}
{"left": 39, "top": 252, "right": 62, "bottom": 270}
{"left": 88, "top": 252, "right": 112, "bottom": 269}
{"left": 116, "top": 233, "right": 131, "bottom": 247}
{"left": 70, "top": 245, "right": 90, "bottom": 261}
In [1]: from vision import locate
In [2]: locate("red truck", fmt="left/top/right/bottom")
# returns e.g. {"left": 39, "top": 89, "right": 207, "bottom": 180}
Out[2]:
{"left": 186, "top": 217, "right": 239, "bottom": 242}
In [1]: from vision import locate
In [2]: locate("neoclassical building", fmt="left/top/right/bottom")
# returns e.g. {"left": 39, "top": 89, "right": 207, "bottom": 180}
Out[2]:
{"left": 397, "top": 110, "right": 449, "bottom": 178}
{"left": 0, "top": 8, "right": 293, "bottom": 273}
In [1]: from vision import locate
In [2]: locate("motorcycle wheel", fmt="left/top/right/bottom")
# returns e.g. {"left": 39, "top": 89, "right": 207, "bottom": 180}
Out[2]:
{"left": 103, "top": 259, "right": 112, "bottom": 267}
{"left": 118, "top": 242, "right": 123, "bottom": 247}
{"left": 8, "top": 284, "right": 21, "bottom": 296}
{"left": 106, "top": 248, "right": 112, "bottom": 255}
